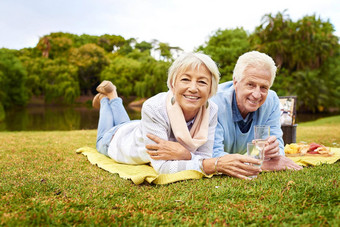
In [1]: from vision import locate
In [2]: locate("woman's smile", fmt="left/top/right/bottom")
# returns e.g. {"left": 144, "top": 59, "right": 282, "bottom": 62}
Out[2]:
{"left": 172, "top": 65, "right": 211, "bottom": 121}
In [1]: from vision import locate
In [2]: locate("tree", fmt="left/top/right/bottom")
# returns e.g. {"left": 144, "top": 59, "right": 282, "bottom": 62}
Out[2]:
{"left": 100, "top": 56, "right": 142, "bottom": 97}
{"left": 134, "top": 60, "right": 170, "bottom": 97}
{"left": 97, "top": 34, "right": 126, "bottom": 52}
{"left": 68, "top": 43, "right": 109, "bottom": 95}
{"left": 39, "top": 58, "right": 80, "bottom": 104}
{"left": 197, "top": 28, "right": 250, "bottom": 82}
{"left": 0, "top": 48, "right": 29, "bottom": 109}
{"left": 135, "top": 41, "right": 153, "bottom": 54}
{"left": 251, "top": 11, "right": 339, "bottom": 112}
{"left": 154, "top": 42, "right": 183, "bottom": 61}
{"left": 250, "top": 10, "right": 291, "bottom": 68}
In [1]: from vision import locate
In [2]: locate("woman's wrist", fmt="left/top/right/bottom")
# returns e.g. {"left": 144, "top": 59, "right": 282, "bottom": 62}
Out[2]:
{"left": 201, "top": 158, "right": 222, "bottom": 175}
{"left": 214, "top": 157, "right": 222, "bottom": 175}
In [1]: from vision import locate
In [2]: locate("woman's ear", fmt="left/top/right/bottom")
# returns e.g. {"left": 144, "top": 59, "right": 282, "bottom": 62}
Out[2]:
{"left": 169, "top": 80, "right": 175, "bottom": 92}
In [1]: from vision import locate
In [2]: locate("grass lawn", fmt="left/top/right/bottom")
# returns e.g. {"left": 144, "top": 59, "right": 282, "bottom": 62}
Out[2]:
{"left": 1, "top": 116, "right": 339, "bottom": 226}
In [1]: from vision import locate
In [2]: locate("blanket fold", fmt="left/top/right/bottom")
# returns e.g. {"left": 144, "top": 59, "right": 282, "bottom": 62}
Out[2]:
{"left": 76, "top": 147, "right": 211, "bottom": 185}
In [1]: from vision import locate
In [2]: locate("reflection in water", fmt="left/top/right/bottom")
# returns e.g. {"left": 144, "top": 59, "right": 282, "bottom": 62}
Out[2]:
{"left": 0, "top": 106, "right": 141, "bottom": 131}
{"left": 0, "top": 105, "right": 338, "bottom": 131}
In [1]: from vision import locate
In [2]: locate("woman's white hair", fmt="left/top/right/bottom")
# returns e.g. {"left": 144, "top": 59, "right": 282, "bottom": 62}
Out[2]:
{"left": 233, "top": 51, "right": 277, "bottom": 87}
{"left": 167, "top": 52, "right": 220, "bottom": 98}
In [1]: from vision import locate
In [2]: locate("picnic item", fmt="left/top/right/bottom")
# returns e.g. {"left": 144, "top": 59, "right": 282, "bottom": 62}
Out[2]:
{"left": 254, "top": 125, "right": 270, "bottom": 160}
{"left": 76, "top": 147, "right": 212, "bottom": 185}
{"left": 246, "top": 142, "right": 262, "bottom": 178}
{"left": 285, "top": 143, "right": 340, "bottom": 167}
{"left": 284, "top": 142, "right": 333, "bottom": 156}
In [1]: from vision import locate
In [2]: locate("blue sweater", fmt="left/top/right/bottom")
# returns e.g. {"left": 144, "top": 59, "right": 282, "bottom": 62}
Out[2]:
{"left": 211, "top": 81, "right": 285, "bottom": 157}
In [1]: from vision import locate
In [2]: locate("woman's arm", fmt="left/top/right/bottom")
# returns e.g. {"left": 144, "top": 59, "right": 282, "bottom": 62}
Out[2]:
{"left": 142, "top": 96, "right": 216, "bottom": 174}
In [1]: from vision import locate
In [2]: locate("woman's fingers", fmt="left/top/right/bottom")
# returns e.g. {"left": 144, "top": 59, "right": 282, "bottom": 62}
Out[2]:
{"left": 145, "top": 143, "right": 159, "bottom": 150}
{"left": 146, "top": 149, "right": 162, "bottom": 159}
{"left": 146, "top": 133, "right": 162, "bottom": 143}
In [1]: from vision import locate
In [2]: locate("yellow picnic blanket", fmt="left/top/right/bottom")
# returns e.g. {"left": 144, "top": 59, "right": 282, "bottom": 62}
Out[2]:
{"left": 286, "top": 147, "right": 340, "bottom": 166}
{"left": 77, "top": 146, "right": 340, "bottom": 185}
{"left": 76, "top": 147, "right": 212, "bottom": 185}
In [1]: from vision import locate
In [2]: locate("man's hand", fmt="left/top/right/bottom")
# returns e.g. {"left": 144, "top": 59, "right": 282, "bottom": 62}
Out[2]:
{"left": 145, "top": 134, "right": 191, "bottom": 160}
{"left": 263, "top": 135, "right": 281, "bottom": 158}
{"left": 215, "top": 154, "right": 262, "bottom": 180}
{"left": 261, "top": 155, "right": 303, "bottom": 171}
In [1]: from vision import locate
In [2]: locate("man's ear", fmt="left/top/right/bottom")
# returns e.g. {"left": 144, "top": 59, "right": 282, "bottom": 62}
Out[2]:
{"left": 233, "top": 78, "right": 237, "bottom": 87}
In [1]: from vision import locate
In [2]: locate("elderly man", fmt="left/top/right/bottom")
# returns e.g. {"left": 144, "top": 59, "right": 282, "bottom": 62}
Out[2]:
{"left": 146, "top": 51, "right": 302, "bottom": 179}
{"left": 209, "top": 51, "right": 302, "bottom": 178}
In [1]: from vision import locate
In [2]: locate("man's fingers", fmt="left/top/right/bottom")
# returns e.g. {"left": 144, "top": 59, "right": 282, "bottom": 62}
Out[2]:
{"left": 146, "top": 133, "right": 161, "bottom": 143}
{"left": 267, "top": 135, "right": 277, "bottom": 143}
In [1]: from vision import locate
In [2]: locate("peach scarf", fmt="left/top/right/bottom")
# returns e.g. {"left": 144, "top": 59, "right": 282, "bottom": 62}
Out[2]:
{"left": 166, "top": 91, "right": 210, "bottom": 152}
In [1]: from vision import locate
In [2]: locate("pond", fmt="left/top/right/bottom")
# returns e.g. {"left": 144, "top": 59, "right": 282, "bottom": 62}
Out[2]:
{"left": 0, "top": 105, "right": 141, "bottom": 131}
{"left": 0, "top": 105, "right": 338, "bottom": 131}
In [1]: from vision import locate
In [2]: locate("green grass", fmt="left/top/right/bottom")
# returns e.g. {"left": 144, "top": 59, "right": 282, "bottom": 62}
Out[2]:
{"left": 1, "top": 116, "right": 340, "bottom": 226}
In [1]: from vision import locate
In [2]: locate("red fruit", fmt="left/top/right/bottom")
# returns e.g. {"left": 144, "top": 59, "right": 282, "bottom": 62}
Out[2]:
{"left": 308, "top": 143, "right": 322, "bottom": 152}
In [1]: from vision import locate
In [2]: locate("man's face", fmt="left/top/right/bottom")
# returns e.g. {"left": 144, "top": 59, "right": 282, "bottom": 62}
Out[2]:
{"left": 233, "top": 66, "right": 271, "bottom": 118}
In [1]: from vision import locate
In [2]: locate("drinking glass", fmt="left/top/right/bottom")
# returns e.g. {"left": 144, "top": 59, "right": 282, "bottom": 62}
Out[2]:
{"left": 247, "top": 142, "right": 264, "bottom": 167}
{"left": 246, "top": 142, "right": 263, "bottom": 178}
{"left": 254, "top": 125, "right": 270, "bottom": 161}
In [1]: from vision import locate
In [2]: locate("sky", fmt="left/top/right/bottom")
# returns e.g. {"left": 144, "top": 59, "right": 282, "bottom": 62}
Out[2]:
{"left": 0, "top": 0, "right": 339, "bottom": 52}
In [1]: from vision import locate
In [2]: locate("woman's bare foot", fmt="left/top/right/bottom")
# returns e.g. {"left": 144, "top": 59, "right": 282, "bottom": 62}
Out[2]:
{"left": 106, "top": 84, "right": 118, "bottom": 100}
{"left": 96, "top": 80, "right": 118, "bottom": 100}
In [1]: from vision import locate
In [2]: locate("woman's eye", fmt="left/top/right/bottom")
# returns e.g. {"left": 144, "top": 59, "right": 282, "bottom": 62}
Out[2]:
{"left": 181, "top": 78, "right": 190, "bottom": 81}
{"left": 199, "top": 80, "right": 208, "bottom": 85}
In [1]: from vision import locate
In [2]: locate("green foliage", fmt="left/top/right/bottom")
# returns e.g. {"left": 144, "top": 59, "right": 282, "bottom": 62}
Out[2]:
{"left": 197, "top": 28, "right": 250, "bottom": 82}
{"left": 97, "top": 34, "right": 126, "bottom": 52}
{"left": 69, "top": 43, "right": 109, "bottom": 95}
{"left": 41, "top": 58, "right": 80, "bottom": 104}
{"left": 0, "top": 102, "right": 5, "bottom": 121}
{"left": 100, "top": 56, "right": 142, "bottom": 97}
{"left": 1, "top": 12, "right": 339, "bottom": 112}
{"left": 135, "top": 41, "right": 153, "bottom": 53}
{"left": 19, "top": 56, "right": 47, "bottom": 97}
{"left": 135, "top": 60, "right": 170, "bottom": 97}
{"left": 0, "top": 48, "right": 29, "bottom": 108}
{"left": 250, "top": 11, "right": 339, "bottom": 112}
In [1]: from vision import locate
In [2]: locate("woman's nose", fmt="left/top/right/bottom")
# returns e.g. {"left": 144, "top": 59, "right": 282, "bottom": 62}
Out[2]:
{"left": 188, "top": 82, "right": 198, "bottom": 92}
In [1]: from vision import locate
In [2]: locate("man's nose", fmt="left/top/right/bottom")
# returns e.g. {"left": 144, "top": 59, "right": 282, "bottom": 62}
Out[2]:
{"left": 252, "top": 87, "right": 261, "bottom": 98}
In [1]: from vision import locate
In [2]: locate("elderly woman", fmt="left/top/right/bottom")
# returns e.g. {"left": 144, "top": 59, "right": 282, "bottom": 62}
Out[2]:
{"left": 93, "top": 52, "right": 262, "bottom": 175}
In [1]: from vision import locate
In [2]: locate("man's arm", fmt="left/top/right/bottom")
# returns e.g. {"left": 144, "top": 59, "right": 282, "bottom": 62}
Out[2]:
{"left": 264, "top": 91, "right": 285, "bottom": 157}
{"left": 212, "top": 121, "right": 229, "bottom": 157}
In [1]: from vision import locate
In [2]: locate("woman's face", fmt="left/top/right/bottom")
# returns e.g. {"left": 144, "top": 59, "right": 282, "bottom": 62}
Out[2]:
{"left": 171, "top": 65, "right": 212, "bottom": 121}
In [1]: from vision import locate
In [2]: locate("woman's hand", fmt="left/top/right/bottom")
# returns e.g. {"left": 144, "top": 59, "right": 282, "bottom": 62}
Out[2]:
{"left": 145, "top": 134, "right": 191, "bottom": 160}
{"left": 206, "top": 154, "right": 262, "bottom": 180}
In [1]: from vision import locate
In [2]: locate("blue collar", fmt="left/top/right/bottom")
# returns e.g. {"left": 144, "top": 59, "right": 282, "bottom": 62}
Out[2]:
{"left": 232, "top": 91, "right": 254, "bottom": 133}
{"left": 232, "top": 92, "right": 254, "bottom": 122}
